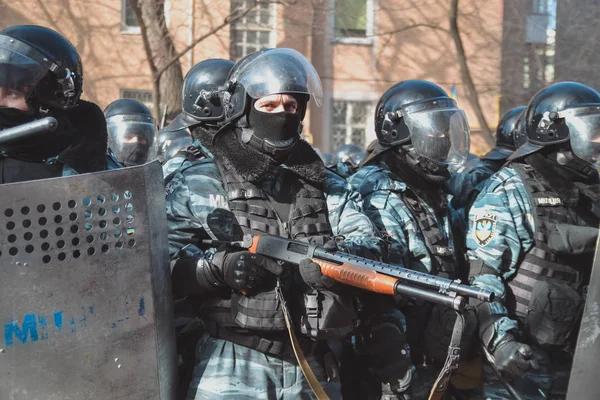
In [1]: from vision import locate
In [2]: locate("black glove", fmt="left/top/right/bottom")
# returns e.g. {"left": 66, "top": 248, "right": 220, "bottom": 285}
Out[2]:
{"left": 492, "top": 336, "right": 539, "bottom": 381}
{"left": 218, "top": 251, "right": 283, "bottom": 294}
{"left": 298, "top": 238, "right": 340, "bottom": 289}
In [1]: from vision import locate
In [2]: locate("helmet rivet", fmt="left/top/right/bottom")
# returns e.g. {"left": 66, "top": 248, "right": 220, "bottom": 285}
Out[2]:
{"left": 202, "top": 107, "right": 211, "bottom": 116}
{"left": 9, "top": 39, "right": 14, "bottom": 43}
{"left": 391, "top": 130, "right": 398, "bottom": 138}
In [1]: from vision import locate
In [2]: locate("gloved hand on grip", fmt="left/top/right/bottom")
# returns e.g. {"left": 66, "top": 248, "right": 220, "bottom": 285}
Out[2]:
{"left": 216, "top": 251, "right": 283, "bottom": 294}
{"left": 298, "top": 238, "right": 341, "bottom": 290}
{"left": 492, "top": 336, "right": 539, "bottom": 381}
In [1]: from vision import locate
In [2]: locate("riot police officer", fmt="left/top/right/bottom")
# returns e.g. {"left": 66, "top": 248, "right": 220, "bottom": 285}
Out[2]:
{"left": 0, "top": 25, "right": 120, "bottom": 182}
{"left": 333, "top": 143, "right": 366, "bottom": 177}
{"left": 166, "top": 48, "right": 385, "bottom": 399}
{"left": 349, "top": 80, "right": 474, "bottom": 398}
{"left": 467, "top": 82, "right": 600, "bottom": 399}
{"left": 104, "top": 99, "right": 157, "bottom": 167}
{"left": 160, "top": 58, "right": 233, "bottom": 175}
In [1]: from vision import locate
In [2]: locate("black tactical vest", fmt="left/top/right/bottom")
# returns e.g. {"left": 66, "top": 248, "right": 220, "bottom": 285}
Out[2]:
{"left": 509, "top": 163, "right": 598, "bottom": 347}
{"left": 0, "top": 157, "right": 64, "bottom": 183}
{"left": 397, "top": 189, "right": 456, "bottom": 277}
{"left": 200, "top": 157, "right": 334, "bottom": 333}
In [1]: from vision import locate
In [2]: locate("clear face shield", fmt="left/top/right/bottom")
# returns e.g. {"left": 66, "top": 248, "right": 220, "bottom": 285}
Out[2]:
{"left": 397, "top": 98, "right": 470, "bottom": 166}
{"left": 560, "top": 106, "right": 600, "bottom": 169}
{"left": 107, "top": 115, "right": 157, "bottom": 166}
{"left": 229, "top": 48, "right": 324, "bottom": 107}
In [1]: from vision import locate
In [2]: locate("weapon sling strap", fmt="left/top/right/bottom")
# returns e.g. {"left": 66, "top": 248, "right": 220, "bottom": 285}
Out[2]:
{"left": 276, "top": 281, "right": 331, "bottom": 400}
{"left": 428, "top": 310, "right": 465, "bottom": 400}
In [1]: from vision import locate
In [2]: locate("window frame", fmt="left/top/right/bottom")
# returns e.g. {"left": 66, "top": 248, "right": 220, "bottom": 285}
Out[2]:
{"left": 330, "top": 0, "right": 375, "bottom": 45}
{"left": 331, "top": 95, "right": 377, "bottom": 149}
{"left": 230, "top": 0, "right": 278, "bottom": 61}
{"left": 121, "top": 0, "right": 141, "bottom": 35}
{"left": 119, "top": 88, "right": 154, "bottom": 110}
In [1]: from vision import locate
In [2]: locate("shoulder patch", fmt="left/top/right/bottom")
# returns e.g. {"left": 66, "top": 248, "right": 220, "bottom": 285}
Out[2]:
{"left": 473, "top": 212, "right": 497, "bottom": 247}
{"left": 534, "top": 196, "right": 563, "bottom": 207}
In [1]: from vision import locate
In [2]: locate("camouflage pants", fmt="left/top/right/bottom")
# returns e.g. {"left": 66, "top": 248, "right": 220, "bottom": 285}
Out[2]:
{"left": 186, "top": 333, "right": 342, "bottom": 400}
{"left": 465, "top": 364, "right": 570, "bottom": 400}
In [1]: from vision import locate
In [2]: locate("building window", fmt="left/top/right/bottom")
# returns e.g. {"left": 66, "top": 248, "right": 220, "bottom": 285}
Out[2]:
{"left": 332, "top": 100, "right": 371, "bottom": 149}
{"left": 121, "top": 0, "right": 140, "bottom": 33}
{"left": 333, "top": 0, "right": 374, "bottom": 43}
{"left": 120, "top": 88, "right": 153, "bottom": 109}
{"left": 230, "top": 0, "right": 276, "bottom": 61}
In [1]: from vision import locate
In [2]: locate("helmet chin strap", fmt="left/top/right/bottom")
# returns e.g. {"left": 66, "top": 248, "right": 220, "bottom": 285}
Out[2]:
{"left": 554, "top": 150, "right": 598, "bottom": 179}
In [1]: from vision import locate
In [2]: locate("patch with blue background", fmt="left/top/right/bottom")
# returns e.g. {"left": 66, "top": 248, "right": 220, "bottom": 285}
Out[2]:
{"left": 474, "top": 212, "right": 497, "bottom": 247}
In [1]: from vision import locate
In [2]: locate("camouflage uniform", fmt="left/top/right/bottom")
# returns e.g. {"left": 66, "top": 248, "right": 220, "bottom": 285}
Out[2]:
{"left": 166, "top": 154, "right": 383, "bottom": 400}
{"left": 466, "top": 166, "right": 572, "bottom": 400}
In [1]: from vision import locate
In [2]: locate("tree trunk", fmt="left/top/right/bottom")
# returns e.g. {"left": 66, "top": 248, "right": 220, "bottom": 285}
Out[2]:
{"left": 449, "top": 0, "right": 495, "bottom": 147}
{"left": 131, "top": 0, "right": 183, "bottom": 121}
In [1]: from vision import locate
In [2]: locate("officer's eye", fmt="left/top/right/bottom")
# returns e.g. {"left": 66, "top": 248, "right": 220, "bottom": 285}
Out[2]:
{"left": 284, "top": 102, "right": 298, "bottom": 113}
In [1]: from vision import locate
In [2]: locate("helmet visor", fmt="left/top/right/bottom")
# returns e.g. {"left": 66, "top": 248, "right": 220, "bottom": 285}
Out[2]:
{"left": 107, "top": 116, "right": 157, "bottom": 166}
{"left": 562, "top": 107, "right": 600, "bottom": 168}
{"left": 230, "top": 48, "right": 323, "bottom": 106}
{"left": 0, "top": 42, "right": 50, "bottom": 106}
{"left": 404, "top": 107, "right": 470, "bottom": 165}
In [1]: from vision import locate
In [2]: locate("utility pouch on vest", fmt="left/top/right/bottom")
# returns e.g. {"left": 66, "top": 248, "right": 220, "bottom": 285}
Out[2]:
{"left": 297, "top": 288, "right": 358, "bottom": 340}
{"left": 424, "top": 304, "right": 478, "bottom": 363}
{"left": 231, "top": 290, "right": 287, "bottom": 331}
{"left": 526, "top": 281, "right": 583, "bottom": 348}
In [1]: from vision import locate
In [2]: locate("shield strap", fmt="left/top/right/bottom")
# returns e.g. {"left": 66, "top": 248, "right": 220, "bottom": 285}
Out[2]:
{"left": 276, "top": 281, "right": 331, "bottom": 400}
{"left": 428, "top": 310, "right": 465, "bottom": 400}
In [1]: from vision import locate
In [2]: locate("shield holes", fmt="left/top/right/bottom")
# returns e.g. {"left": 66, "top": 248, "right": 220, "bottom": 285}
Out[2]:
{"left": 115, "top": 242, "right": 123, "bottom": 251}
{"left": 68, "top": 200, "right": 77, "bottom": 209}
{"left": 6, "top": 221, "right": 15, "bottom": 230}
{"left": 99, "top": 220, "right": 107, "bottom": 229}
{"left": 52, "top": 202, "right": 61, "bottom": 211}
{"left": 23, "top": 232, "right": 33, "bottom": 241}
{"left": 73, "top": 250, "right": 81, "bottom": 258}
{"left": 57, "top": 240, "right": 66, "bottom": 249}
{"left": 114, "top": 229, "right": 122, "bottom": 239}
{"left": 82, "top": 197, "right": 91, "bottom": 207}
{"left": 69, "top": 213, "right": 77, "bottom": 221}
{"left": 9, "top": 247, "right": 18, "bottom": 256}
{"left": 37, "top": 204, "right": 46, "bottom": 213}
{"left": 40, "top": 230, "right": 48, "bottom": 239}
{"left": 4, "top": 208, "right": 13, "bottom": 217}
{"left": 125, "top": 203, "right": 133, "bottom": 212}
{"left": 126, "top": 227, "right": 135, "bottom": 235}
{"left": 124, "top": 190, "right": 132, "bottom": 199}
{"left": 39, "top": 217, "right": 47, "bottom": 226}
{"left": 100, "top": 232, "right": 108, "bottom": 241}
{"left": 54, "top": 215, "right": 62, "bottom": 224}
{"left": 55, "top": 227, "right": 64, "bottom": 236}
{"left": 42, "top": 255, "right": 51, "bottom": 264}
{"left": 58, "top": 252, "right": 67, "bottom": 261}
{"left": 84, "top": 210, "right": 92, "bottom": 219}
{"left": 85, "top": 222, "right": 93, "bottom": 232}
{"left": 70, "top": 225, "right": 79, "bottom": 234}
{"left": 72, "top": 237, "right": 80, "bottom": 246}
{"left": 87, "top": 247, "right": 96, "bottom": 256}
{"left": 21, "top": 206, "right": 30, "bottom": 215}
{"left": 111, "top": 192, "right": 119, "bottom": 202}
{"left": 86, "top": 235, "right": 94, "bottom": 244}
{"left": 97, "top": 195, "right": 106, "bottom": 204}
{"left": 128, "top": 239, "right": 136, "bottom": 248}
{"left": 23, "top": 219, "right": 31, "bottom": 228}
{"left": 8, "top": 234, "right": 16, "bottom": 243}
{"left": 41, "top": 242, "right": 50, "bottom": 251}
{"left": 113, "top": 217, "right": 121, "bottom": 226}
{"left": 126, "top": 215, "right": 134, "bottom": 224}
{"left": 99, "top": 208, "right": 107, "bottom": 217}
{"left": 25, "top": 245, "right": 34, "bottom": 254}
{"left": 101, "top": 244, "right": 109, "bottom": 253}
{"left": 112, "top": 206, "right": 120, "bottom": 214}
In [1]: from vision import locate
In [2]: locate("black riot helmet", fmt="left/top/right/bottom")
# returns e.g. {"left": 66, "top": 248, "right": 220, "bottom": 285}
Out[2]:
{"left": 104, "top": 99, "right": 157, "bottom": 166}
{"left": 482, "top": 106, "right": 525, "bottom": 161}
{"left": 163, "top": 58, "right": 234, "bottom": 133}
{"left": 217, "top": 48, "right": 323, "bottom": 159}
{"left": 368, "top": 80, "right": 470, "bottom": 166}
{"left": 510, "top": 81, "right": 600, "bottom": 169}
{"left": 512, "top": 110, "right": 527, "bottom": 148}
{"left": 157, "top": 128, "right": 191, "bottom": 161}
{"left": 335, "top": 143, "right": 366, "bottom": 168}
{"left": 0, "top": 25, "right": 83, "bottom": 110}
{"left": 321, "top": 152, "right": 335, "bottom": 168}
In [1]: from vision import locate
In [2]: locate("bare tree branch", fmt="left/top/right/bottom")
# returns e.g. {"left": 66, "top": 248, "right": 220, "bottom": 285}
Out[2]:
{"left": 372, "top": 23, "right": 450, "bottom": 37}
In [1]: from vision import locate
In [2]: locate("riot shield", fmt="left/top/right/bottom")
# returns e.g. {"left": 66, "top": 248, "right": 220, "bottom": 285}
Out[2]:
{"left": 567, "top": 229, "right": 600, "bottom": 400}
{"left": 0, "top": 161, "right": 176, "bottom": 400}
